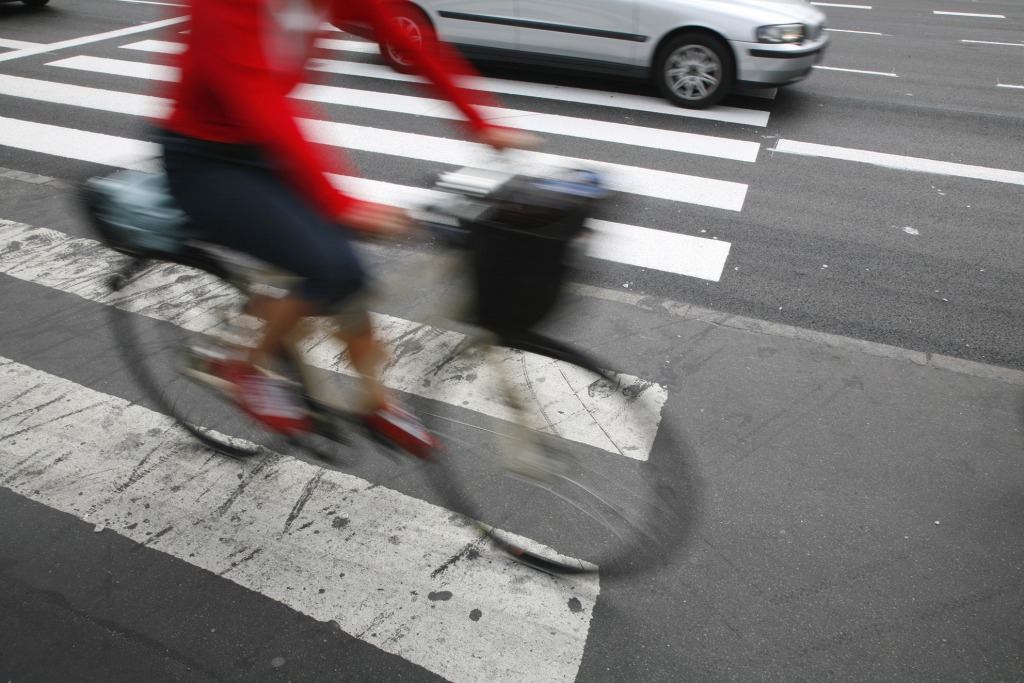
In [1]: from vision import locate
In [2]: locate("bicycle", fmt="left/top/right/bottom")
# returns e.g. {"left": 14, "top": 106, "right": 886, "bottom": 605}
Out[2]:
{"left": 80, "top": 163, "right": 690, "bottom": 576}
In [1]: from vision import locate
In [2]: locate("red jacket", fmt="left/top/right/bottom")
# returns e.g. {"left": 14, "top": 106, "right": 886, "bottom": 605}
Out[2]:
{"left": 163, "top": 0, "right": 496, "bottom": 218}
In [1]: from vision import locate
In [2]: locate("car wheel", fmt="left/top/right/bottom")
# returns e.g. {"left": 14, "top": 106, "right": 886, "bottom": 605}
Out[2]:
{"left": 655, "top": 32, "right": 734, "bottom": 109}
{"left": 379, "top": 4, "right": 432, "bottom": 75}
{"left": 22, "top": 0, "right": 51, "bottom": 5}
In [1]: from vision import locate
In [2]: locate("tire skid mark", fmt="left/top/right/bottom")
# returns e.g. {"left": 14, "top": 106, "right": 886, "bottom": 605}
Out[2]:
{"left": 284, "top": 470, "right": 326, "bottom": 532}
{"left": 214, "top": 456, "right": 277, "bottom": 518}
{"left": 218, "top": 547, "right": 264, "bottom": 576}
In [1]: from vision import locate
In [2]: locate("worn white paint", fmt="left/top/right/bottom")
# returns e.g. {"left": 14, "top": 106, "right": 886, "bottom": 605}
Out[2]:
{"left": 774, "top": 139, "right": 1024, "bottom": 186}
{"left": 811, "top": 3, "right": 872, "bottom": 8}
{"left": 0, "top": 221, "right": 667, "bottom": 459}
{"left": 0, "top": 356, "right": 599, "bottom": 683}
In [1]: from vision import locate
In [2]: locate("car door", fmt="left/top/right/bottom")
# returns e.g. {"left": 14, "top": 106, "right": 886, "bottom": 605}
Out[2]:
{"left": 515, "top": 0, "right": 638, "bottom": 66}
{"left": 429, "top": 0, "right": 517, "bottom": 52}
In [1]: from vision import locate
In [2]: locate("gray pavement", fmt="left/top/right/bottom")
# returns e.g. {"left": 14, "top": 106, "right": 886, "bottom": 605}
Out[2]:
{"left": 2, "top": 163, "right": 1022, "bottom": 680}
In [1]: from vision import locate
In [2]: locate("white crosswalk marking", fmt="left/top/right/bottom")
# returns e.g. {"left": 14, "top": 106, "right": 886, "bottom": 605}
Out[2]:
{"left": 0, "top": 355, "right": 599, "bottom": 683}
{"left": 0, "top": 220, "right": 667, "bottom": 459}
{"left": 0, "top": 96, "right": 732, "bottom": 278}
{"left": 61, "top": 51, "right": 761, "bottom": 162}
{"left": 117, "top": 37, "right": 772, "bottom": 127}
{"left": 46, "top": 55, "right": 754, "bottom": 205}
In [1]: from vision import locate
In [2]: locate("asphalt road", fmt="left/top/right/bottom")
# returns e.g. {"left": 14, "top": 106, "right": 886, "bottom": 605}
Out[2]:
{"left": 1, "top": 0, "right": 1022, "bottom": 681}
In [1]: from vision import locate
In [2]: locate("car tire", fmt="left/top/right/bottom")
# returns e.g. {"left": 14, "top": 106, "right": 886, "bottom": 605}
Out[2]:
{"left": 654, "top": 32, "right": 734, "bottom": 109}
{"left": 378, "top": 3, "right": 433, "bottom": 75}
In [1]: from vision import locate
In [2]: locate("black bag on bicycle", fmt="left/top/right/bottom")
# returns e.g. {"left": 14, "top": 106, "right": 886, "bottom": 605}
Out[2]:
{"left": 469, "top": 171, "right": 605, "bottom": 334}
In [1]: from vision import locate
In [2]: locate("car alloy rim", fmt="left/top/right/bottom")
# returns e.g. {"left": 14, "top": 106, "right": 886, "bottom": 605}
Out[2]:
{"left": 387, "top": 16, "right": 423, "bottom": 67}
{"left": 665, "top": 44, "right": 721, "bottom": 101}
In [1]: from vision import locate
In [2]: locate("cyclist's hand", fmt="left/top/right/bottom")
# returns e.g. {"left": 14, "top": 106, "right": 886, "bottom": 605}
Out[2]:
{"left": 477, "top": 126, "right": 542, "bottom": 151}
{"left": 339, "top": 201, "right": 414, "bottom": 239}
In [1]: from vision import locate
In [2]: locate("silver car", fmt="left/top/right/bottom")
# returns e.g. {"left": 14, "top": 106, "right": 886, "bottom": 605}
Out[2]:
{"left": 339, "top": 0, "right": 828, "bottom": 109}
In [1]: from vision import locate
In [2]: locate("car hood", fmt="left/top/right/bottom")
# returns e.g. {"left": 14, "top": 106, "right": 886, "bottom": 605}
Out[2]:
{"left": 662, "top": 0, "right": 825, "bottom": 26}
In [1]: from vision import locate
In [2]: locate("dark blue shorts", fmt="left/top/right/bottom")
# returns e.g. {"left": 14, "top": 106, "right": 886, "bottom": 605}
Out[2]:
{"left": 161, "top": 130, "right": 368, "bottom": 311}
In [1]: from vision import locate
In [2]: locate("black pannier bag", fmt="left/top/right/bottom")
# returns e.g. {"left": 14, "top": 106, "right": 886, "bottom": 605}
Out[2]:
{"left": 468, "top": 170, "right": 607, "bottom": 334}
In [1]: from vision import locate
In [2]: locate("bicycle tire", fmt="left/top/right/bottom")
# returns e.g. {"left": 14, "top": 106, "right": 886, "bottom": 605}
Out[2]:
{"left": 106, "top": 258, "right": 281, "bottom": 459}
{"left": 421, "top": 332, "right": 691, "bottom": 577}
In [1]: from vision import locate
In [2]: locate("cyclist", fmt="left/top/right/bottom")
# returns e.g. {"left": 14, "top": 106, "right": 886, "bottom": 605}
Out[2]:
{"left": 159, "top": 0, "right": 536, "bottom": 457}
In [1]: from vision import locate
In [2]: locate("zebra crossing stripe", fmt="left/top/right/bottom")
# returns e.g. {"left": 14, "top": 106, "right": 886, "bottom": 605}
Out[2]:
{"left": 43, "top": 56, "right": 748, "bottom": 210}
{"left": 117, "top": 38, "right": 771, "bottom": 127}
{"left": 47, "top": 53, "right": 760, "bottom": 166}
{"left": 121, "top": 37, "right": 380, "bottom": 55}
{"left": 0, "top": 220, "right": 667, "bottom": 459}
{"left": 114, "top": 43, "right": 760, "bottom": 161}
{"left": 0, "top": 89, "right": 732, "bottom": 277}
{"left": 0, "top": 354, "right": 598, "bottom": 683}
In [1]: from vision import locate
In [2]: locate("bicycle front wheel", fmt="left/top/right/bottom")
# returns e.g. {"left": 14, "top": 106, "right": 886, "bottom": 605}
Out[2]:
{"left": 107, "top": 259, "right": 279, "bottom": 459}
{"left": 423, "top": 333, "right": 688, "bottom": 577}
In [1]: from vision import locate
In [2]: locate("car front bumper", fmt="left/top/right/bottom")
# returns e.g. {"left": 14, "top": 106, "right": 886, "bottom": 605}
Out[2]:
{"left": 733, "top": 35, "right": 829, "bottom": 87}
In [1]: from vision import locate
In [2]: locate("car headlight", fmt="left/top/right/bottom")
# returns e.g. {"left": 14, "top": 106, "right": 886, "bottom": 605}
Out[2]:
{"left": 756, "top": 24, "right": 805, "bottom": 44}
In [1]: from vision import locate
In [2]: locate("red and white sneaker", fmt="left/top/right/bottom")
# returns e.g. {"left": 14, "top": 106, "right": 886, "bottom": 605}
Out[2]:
{"left": 362, "top": 403, "right": 439, "bottom": 460}
{"left": 211, "top": 360, "right": 313, "bottom": 435}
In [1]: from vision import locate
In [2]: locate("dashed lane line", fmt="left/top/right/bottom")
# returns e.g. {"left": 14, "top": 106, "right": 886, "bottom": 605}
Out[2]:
{"left": 774, "top": 139, "right": 1024, "bottom": 186}
{"left": 813, "top": 65, "right": 898, "bottom": 77}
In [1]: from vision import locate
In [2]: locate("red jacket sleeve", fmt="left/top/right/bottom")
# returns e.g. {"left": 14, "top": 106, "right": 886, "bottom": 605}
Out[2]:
{"left": 349, "top": 0, "right": 501, "bottom": 134}
{"left": 175, "top": 0, "right": 360, "bottom": 219}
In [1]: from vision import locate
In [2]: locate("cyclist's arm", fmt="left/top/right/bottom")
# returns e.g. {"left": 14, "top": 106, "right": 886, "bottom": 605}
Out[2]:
{"left": 358, "top": 1, "right": 500, "bottom": 135}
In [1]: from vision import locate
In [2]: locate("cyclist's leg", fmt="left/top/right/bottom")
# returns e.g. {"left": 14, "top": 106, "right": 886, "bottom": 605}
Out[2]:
{"left": 163, "top": 139, "right": 370, "bottom": 431}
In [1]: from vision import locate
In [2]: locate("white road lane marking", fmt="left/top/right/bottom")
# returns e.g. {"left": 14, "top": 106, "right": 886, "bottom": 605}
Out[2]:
{"left": 294, "top": 82, "right": 761, "bottom": 162}
{"left": 961, "top": 39, "right": 1024, "bottom": 47}
{"left": 997, "top": 83, "right": 1024, "bottom": 89}
{"left": 0, "top": 220, "right": 668, "bottom": 459}
{"left": 588, "top": 220, "right": 732, "bottom": 282}
{"left": 826, "top": 28, "right": 887, "bottom": 35}
{"left": 0, "top": 76, "right": 737, "bottom": 278}
{"left": 0, "top": 355, "right": 599, "bottom": 683}
{"left": 933, "top": 11, "right": 1005, "bottom": 18}
{"left": 111, "top": 0, "right": 187, "bottom": 6}
{"left": 78, "top": 52, "right": 761, "bottom": 161}
{"left": 0, "top": 17, "right": 187, "bottom": 64}
{"left": 0, "top": 38, "right": 43, "bottom": 50}
{"left": 120, "top": 39, "right": 771, "bottom": 126}
{"left": 774, "top": 139, "right": 1024, "bottom": 186}
{"left": 121, "top": 38, "right": 379, "bottom": 54}
{"left": 813, "top": 65, "right": 898, "bottom": 76}
{"left": 811, "top": 3, "right": 872, "bottom": 8}
{"left": 42, "top": 57, "right": 749, "bottom": 210}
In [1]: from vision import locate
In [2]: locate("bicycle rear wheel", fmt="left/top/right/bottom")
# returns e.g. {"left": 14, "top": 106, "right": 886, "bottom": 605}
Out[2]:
{"left": 423, "top": 332, "right": 688, "bottom": 577}
{"left": 107, "top": 258, "right": 279, "bottom": 459}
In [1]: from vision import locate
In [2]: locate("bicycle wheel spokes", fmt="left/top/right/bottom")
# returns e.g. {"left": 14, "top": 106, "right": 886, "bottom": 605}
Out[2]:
{"left": 426, "top": 346, "right": 684, "bottom": 577}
